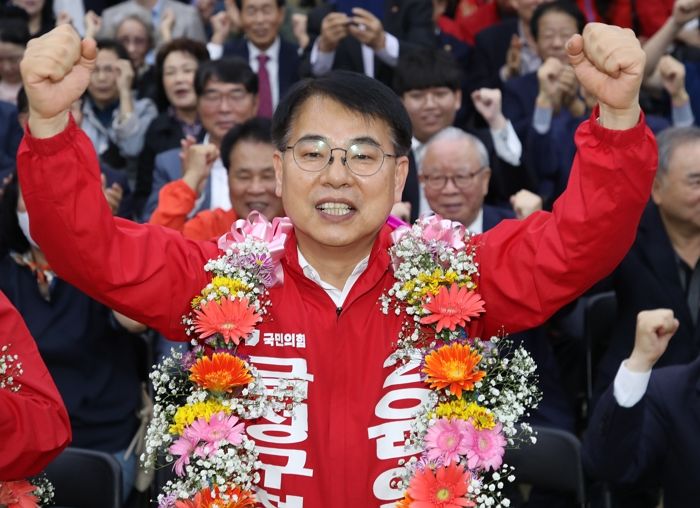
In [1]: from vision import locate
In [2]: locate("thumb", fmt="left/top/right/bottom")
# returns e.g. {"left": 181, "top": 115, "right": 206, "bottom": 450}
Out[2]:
{"left": 566, "top": 34, "right": 584, "bottom": 67}
{"left": 80, "top": 38, "right": 97, "bottom": 70}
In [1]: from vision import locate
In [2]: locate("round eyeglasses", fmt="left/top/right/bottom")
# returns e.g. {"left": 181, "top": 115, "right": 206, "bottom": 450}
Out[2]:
{"left": 284, "top": 138, "right": 397, "bottom": 177}
{"left": 420, "top": 166, "right": 487, "bottom": 190}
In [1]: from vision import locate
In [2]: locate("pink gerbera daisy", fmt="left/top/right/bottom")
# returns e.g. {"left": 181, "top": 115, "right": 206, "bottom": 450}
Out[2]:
{"left": 424, "top": 418, "right": 470, "bottom": 466}
{"left": 193, "top": 297, "right": 261, "bottom": 345}
{"left": 420, "top": 285, "right": 485, "bottom": 332}
{"left": 185, "top": 412, "right": 245, "bottom": 448}
{"left": 407, "top": 462, "right": 475, "bottom": 508}
{"left": 463, "top": 422, "right": 507, "bottom": 472}
{"left": 168, "top": 433, "right": 199, "bottom": 477}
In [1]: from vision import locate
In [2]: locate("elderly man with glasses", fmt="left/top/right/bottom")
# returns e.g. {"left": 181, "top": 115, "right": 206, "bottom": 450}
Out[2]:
{"left": 19, "top": 23, "right": 655, "bottom": 507}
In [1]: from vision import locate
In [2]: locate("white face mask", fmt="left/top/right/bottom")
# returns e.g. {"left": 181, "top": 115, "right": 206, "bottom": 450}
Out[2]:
{"left": 16, "top": 210, "right": 39, "bottom": 249}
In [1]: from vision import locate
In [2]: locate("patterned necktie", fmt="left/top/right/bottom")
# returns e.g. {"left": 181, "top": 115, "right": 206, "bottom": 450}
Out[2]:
{"left": 257, "top": 53, "right": 273, "bottom": 118}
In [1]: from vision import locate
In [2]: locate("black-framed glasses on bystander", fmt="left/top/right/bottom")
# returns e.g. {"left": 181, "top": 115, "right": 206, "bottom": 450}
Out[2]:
{"left": 420, "top": 166, "right": 488, "bottom": 190}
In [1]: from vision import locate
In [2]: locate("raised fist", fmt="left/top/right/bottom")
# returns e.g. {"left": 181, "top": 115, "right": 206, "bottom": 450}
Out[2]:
{"left": 658, "top": 55, "right": 688, "bottom": 105}
{"left": 84, "top": 10, "right": 102, "bottom": 39}
{"left": 21, "top": 25, "right": 96, "bottom": 136}
{"left": 628, "top": 309, "right": 679, "bottom": 372}
{"left": 471, "top": 88, "right": 506, "bottom": 130}
{"left": 319, "top": 12, "right": 350, "bottom": 53}
{"left": 510, "top": 189, "right": 543, "bottom": 220}
{"left": 503, "top": 34, "right": 522, "bottom": 80}
{"left": 181, "top": 143, "right": 220, "bottom": 194}
{"left": 537, "top": 57, "right": 565, "bottom": 108}
{"left": 567, "top": 23, "right": 645, "bottom": 129}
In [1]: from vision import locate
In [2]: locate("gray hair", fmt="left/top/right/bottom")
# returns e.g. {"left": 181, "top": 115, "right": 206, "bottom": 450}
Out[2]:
{"left": 656, "top": 126, "right": 700, "bottom": 177}
{"left": 423, "top": 126, "right": 490, "bottom": 169}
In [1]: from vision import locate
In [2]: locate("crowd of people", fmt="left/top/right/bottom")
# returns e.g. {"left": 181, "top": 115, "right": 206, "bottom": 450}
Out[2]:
{"left": 1, "top": 0, "right": 699, "bottom": 507}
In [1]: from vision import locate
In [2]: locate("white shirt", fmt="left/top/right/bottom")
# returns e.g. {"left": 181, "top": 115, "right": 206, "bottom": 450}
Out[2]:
{"left": 412, "top": 137, "right": 432, "bottom": 219}
{"left": 297, "top": 249, "right": 369, "bottom": 307}
{"left": 310, "top": 33, "right": 399, "bottom": 78}
{"left": 247, "top": 37, "right": 281, "bottom": 110}
{"left": 613, "top": 360, "right": 652, "bottom": 408}
{"left": 206, "top": 38, "right": 281, "bottom": 109}
{"left": 466, "top": 208, "right": 484, "bottom": 235}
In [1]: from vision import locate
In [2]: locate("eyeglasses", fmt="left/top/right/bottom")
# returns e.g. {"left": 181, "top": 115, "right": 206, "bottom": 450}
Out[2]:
{"left": 200, "top": 89, "right": 251, "bottom": 104}
{"left": 421, "top": 167, "right": 487, "bottom": 190}
{"left": 403, "top": 87, "right": 455, "bottom": 105}
{"left": 284, "top": 138, "right": 397, "bottom": 177}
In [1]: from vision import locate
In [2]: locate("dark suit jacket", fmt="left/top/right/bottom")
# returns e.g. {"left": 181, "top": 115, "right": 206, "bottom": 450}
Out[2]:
{"left": 595, "top": 203, "right": 700, "bottom": 398}
{"left": 0, "top": 101, "right": 22, "bottom": 180}
{"left": 222, "top": 37, "right": 301, "bottom": 104}
{"left": 306, "top": 0, "right": 435, "bottom": 86}
{"left": 466, "top": 17, "right": 518, "bottom": 92}
{"left": 584, "top": 357, "right": 700, "bottom": 508}
{"left": 502, "top": 71, "right": 539, "bottom": 142}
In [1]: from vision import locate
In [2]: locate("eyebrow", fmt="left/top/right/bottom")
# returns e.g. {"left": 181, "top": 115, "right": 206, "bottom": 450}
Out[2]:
{"left": 295, "top": 134, "right": 382, "bottom": 147}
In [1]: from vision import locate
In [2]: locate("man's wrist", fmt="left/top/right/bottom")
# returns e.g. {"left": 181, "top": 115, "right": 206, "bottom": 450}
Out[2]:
{"left": 488, "top": 112, "right": 507, "bottom": 131}
{"left": 671, "top": 89, "right": 690, "bottom": 107}
{"left": 371, "top": 31, "right": 386, "bottom": 51}
{"left": 626, "top": 352, "right": 654, "bottom": 373}
{"left": 318, "top": 36, "right": 336, "bottom": 53}
{"left": 598, "top": 102, "right": 641, "bottom": 130}
{"left": 28, "top": 109, "right": 70, "bottom": 139}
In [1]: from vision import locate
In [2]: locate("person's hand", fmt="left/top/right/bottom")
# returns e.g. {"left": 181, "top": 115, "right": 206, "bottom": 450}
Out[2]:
{"left": 503, "top": 34, "right": 522, "bottom": 80}
{"left": 627, "top": 309, "right": 679, "bottom": 372}
{"left": 181, "top": 143, "right": 219, "bottom": 194}
{"left": 471, "top": 88, "right": 507, "bottom": 130}
{"left": 292, "top": 13, "right": 310, "bottom": 50}
{"left": 318, "top": 12, "right": 350, "bottom": 53}
{"left": 348, "top": 8, "right": 385, "bottom": 51}
{"left": 658, "top": 54, "right": 689, "bottom": 106}
{"left": 56, "top": 11, "right": 73, "bottom": 27}
{"left": 567, "top": 23, "right": 645, "bottom": 129}
{"left": 210, "top": 11, "right": 232, "bottom": 45}
{"left": 536, "top": 57, "right": 564, "bottom": 109}
{"left": 21, "top": 25, "right": 97, "bottom": 138}
{"left": 510, "top": 189, "right": 543, "bottom": 219}
{"left": 114, "top": 58, "right": 134, "bottom": 92}
{"left": 673, "top": 0, "right": 700, "bottom": 28}
{"left": 390, "top": 201, "right": 411, "bottom": 223}
{"left": 101, "top": 173, "right": 124, "bottom": 215}
{"left": 0, "top": 173, "right": 13, "bottom": 202}
{"left": 223, "top": 0, "right": 241, "bottom": 34}
{"left": 159, "top": 8, "right": 175, "bottom": 43}
{"left": 84, "top": 10, "right": 102, "bottom": 39}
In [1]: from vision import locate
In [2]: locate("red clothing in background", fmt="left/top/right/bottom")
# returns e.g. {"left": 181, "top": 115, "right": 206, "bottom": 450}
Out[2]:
{"left": 148, "top": 179, "right": 237, "bottom": 241}
{"left": 0, "top": 291, "right": 71, "bottom": 480}
{"left": 18, "top": 109, "right": 656, "bottom": 505}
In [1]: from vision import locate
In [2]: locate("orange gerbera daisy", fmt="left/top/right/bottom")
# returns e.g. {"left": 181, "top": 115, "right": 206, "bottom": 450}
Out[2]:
{"left": 193, "top": 297, "right": 261, "bottom": 345}
{"left": 420, "top": 285, "right": 485, "bottom": 332}
{"left": 175, "top": 486, "right": 256, "bottom": 508}
{"left": 423, "top": 343, "right": 486, "bottom": 397}
{"left": 189, "top": 352, "right": 254, "bottom": 393}
{"left": 395, "top": 492, "right": 413, "bottom": 508}
{"left": 407, "top": 463, "right": 475, "bottom": 508}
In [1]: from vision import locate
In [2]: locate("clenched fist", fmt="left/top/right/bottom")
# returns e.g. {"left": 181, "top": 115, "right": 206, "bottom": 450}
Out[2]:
{"left": 21, "top": 25, "right": 96, "bottom": 138}
{"left": 567, "top": 23, "right": 645, "bottom": 130}
{"left": 628, "top": 309, "right": 679, "bottom": 373}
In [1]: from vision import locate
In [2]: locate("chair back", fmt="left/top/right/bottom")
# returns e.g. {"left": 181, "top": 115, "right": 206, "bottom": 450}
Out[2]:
{"left": 584, "top": 291, "right": 618, "bottom": 405}
{"left": 43, "top": 447, "right": 122, "bottom": 508}
{"left": 504, "top": 426, "right": 586, "bottom": 506}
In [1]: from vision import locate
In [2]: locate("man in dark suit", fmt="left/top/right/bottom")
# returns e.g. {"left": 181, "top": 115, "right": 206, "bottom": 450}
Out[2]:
{"left": 305, "top": 0, "right": 434, "bottom": 86}
{"left": 0, "top": 101, "right": 23, "bottom": 181}
{"left": 584, "top": 308, "right": 700, "bottom": 508}
{"left": 209, "top": 0, "right": 300, "bottom": 117}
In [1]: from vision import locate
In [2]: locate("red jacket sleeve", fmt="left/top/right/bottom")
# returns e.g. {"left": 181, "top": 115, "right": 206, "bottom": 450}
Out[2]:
{"left": 477, "top": 109, "right": 657, "bottom": 337}
{"left": 17, "top": 117, "right": 219, "bottom": 341}
{"left": 148, "top": 179, "right": 198, "bottom": 232}
{"left": 0, "top": 291, "right": 71, "bottom": 480}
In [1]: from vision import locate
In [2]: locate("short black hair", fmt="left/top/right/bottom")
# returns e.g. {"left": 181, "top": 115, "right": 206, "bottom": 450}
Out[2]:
{"left": 393, "top": 48, "right": 463, "bottom": 95}
{"left": 531, "top": 0, "right": 586, "bottom": 41}
{"left": 154, "top": 37, "right": 210, "bottom": 110}
{"left": 0, "top": 173, "right": 30, "bottom": 257}
{"left": 272, "top": 70, "right": 412, "bottom": 157}
{"left": 0, "top": 7, "right": 31, "bottom": 46}
{"left": 235, "top": 0, "right": 285, "bottom": 11}
{"left": 220, "top": 117, "right": 273, "bottom": 172}
{"left": 95, "top": 38, "right": 130, "bottom": 61}
{"left": 194, "top": 58, "right": 258, "bottom": 97}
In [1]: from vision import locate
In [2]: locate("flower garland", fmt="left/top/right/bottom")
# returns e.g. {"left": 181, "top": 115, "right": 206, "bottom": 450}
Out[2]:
{"left": 0, "top": 344, "right": 55, "bottom": 508}
{"left": 143, "top": 213, "right": 541, "bottom": 508}
{"left": 383, "top": 217, "right": 541, "bottom": 507}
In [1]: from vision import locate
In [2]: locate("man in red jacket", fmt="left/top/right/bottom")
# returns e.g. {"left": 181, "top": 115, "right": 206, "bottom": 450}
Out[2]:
{"left": 17, "top": 23, "right": 653, "bottom": 507}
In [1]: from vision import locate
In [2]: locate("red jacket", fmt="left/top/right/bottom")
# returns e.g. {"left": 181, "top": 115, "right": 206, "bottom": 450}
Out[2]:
{"left": 0, "top": 291, "right": 71, "bottom": 480}
{"left": 18, "top": 110, "right": 656, "bottom": 506}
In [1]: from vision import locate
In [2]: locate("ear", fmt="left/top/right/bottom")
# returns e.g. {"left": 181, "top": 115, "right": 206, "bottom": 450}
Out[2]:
{"left": 481, "top": 167, "right": 491, "bottom": 196}
{"left": 273, "top": 150, "right": 284, "bottom": 198}
{"left": 453, "top": 89, "right": 462, "bottom": 111}
{"left": 393, "top": 155, "right": 409, "bottom": 203}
